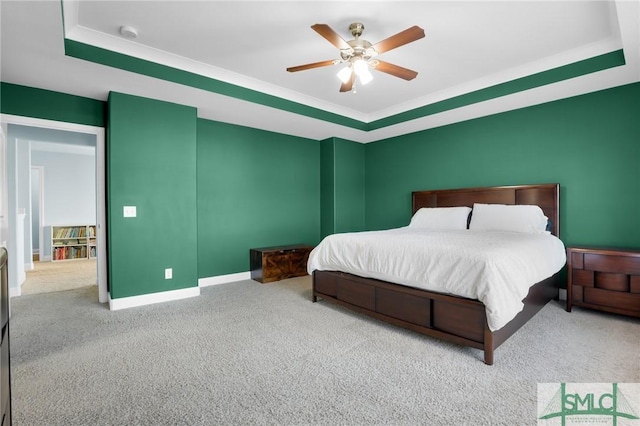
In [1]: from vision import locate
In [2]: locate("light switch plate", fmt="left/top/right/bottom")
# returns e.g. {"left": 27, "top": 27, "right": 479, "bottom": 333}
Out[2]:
{"left": 165, "top": 268, "right": 172, "bottom": 279}
{"left": 123, "top": 206, "right": 136, "bottom": 218}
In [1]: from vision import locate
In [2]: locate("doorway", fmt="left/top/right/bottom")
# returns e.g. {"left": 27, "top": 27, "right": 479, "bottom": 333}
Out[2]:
{"left": 0, "top": 114, "right": 107, "bottom": 303}
{"left": 24, "top": 144, "right": 96, "bottom": 295}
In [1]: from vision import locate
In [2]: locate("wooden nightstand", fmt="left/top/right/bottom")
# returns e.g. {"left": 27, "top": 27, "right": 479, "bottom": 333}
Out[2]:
{"left": 250, "top": 244, "right": 313, "bottom": 283}
{"left": 567, "top": 246, "right": 640, "bottom": 318}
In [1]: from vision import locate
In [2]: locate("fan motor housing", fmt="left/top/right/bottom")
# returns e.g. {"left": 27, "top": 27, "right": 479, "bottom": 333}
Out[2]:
{"left": 349, "top": 22, "right": 365, "bottom": 38}
{"left": 344, "top": 23, "right": 375, "bottom": 60}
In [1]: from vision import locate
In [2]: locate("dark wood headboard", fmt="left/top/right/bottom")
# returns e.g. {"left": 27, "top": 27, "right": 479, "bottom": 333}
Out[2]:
{"left": 412, "top": 184, "right": 560, "bottom": 237}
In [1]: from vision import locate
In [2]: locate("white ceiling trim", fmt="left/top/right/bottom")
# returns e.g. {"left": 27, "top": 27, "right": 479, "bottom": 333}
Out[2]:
{"left": 62, "top": 1, "right": 631, "bottom": 126}
{"left": 63, "top": 21, "right": 369, "bottom": 122}
{"left": 369, "top": 37, "right": 623, "bottom": 123}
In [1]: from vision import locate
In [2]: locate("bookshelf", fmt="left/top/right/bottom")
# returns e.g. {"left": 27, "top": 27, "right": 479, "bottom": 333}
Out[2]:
{"left": 51, "top": 225, "right": 97, "bottom": 261}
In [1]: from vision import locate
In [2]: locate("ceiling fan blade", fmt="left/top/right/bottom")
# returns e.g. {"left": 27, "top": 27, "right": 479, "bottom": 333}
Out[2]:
{"left": 374, "top": 60, "right": 419, "bottom": 80}
{"left": 311, "top": 24, "right": 351, "bottom": 50}
{"left": 372, "top": 25, "right": 425, "bottom": 54}
{"left": 339, "top": 71, "right": 356, "bottom": 92}
{"left": 286, "top": 60, "right": 337, "bottom": 73}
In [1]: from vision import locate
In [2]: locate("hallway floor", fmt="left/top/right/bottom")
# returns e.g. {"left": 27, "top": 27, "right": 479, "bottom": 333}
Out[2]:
{"left": 22, "top": 259, "right": 97, "bottom": 295}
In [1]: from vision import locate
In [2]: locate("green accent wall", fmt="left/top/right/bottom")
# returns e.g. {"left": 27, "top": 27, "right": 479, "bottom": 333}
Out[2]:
{"left": 0, "top": 82, "right": 106, "bottom": 127}
{"left": 365, "top": 82, "right": 640, "bottom": 249}
{"left": 3, "top": 80, "right": 639, "bottom": 290}
{"left": 320, "top": 138, "right": 365, "bottom": 238}
{"left": 196, "top": 119, "right": 320, "bottom": 278}
{"left": 108, "top": 92, "right": 198, "bottom": 298}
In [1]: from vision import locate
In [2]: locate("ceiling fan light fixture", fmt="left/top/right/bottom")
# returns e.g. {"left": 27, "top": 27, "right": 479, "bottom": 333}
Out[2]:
{"left": 353, "top": 59, "right": 368, "bottom": 75}
{"left": 337, "top": 66, "right": 352, "bottom": 84}
{"left": 287, "top": 22, "right": 425, "bottom": 92}
{"left": 358, "top": 67, "right": 373, "bottom": 85}
{"left": 353, "top": 59, "right": 373, "bottom": 85}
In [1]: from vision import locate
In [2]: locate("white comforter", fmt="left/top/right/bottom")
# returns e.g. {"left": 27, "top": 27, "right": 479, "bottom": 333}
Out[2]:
{"left": 307, "top": 228, "right": 566, "bottom": 331}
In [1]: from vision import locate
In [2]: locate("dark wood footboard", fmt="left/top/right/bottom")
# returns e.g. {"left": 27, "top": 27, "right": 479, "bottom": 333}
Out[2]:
{"left": 312, "top": 270, "right": 559, "bottom": 365}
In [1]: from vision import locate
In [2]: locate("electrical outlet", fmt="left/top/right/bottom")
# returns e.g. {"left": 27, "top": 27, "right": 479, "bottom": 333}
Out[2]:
{"left": 165, "top": 268, "right": 172, "bottom": 279}
{"left": 123, "top": 206, "right": 137, "bottom": 218}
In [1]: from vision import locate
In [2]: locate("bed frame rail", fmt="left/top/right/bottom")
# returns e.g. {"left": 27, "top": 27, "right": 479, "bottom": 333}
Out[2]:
{"left": 313, "top": 270, "right": 559, "bottom": 364}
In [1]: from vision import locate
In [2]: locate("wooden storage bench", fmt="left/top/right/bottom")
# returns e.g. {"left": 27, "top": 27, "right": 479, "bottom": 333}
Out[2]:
{"left": 250, "top": 244, "right": 313, "bottom": 283}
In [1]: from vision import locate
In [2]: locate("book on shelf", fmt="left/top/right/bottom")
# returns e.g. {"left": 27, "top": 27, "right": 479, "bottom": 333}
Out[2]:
{"left": 51, "top": 225, "right": 97, "bottom": 261}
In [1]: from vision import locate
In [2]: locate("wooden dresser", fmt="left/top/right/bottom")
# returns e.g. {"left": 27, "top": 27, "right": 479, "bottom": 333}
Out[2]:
{"left": 567, "top": 246, "right": 640, "bottom": 318}
{"left": 250, "top": 244, "right": 313, "bottom": 283}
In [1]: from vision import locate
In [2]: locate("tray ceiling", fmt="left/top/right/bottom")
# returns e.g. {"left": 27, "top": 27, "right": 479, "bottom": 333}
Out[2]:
{"left": 1, "top": 1, "right": 638, "bottom": 142}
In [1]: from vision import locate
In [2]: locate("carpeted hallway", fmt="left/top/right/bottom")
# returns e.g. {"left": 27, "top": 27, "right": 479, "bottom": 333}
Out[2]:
{"left": 8, "top": 276, "right": 640, "bottom": 425}
{"left": 22, "top": 259, "right": 97, "bottom": 295}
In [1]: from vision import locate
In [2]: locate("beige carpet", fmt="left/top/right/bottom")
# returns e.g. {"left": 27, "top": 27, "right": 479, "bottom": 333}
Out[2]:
{"left": 22, "top": 259, "right": 97, "bottom": 295}
{"left": 9, "top": 276, "right": 639, "bottom": 425}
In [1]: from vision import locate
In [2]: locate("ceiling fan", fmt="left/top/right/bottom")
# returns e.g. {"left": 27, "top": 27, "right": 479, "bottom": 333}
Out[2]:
{"left": 287, "top": 22, "right": 425, "bottom": 93}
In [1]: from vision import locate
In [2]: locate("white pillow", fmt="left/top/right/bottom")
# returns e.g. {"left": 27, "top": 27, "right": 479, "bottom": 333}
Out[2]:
{"left": 469, "top": 203, "right": 549, "bottom": 233}
{"left": 408, "top": 207, "right": 472, "bottom": 230}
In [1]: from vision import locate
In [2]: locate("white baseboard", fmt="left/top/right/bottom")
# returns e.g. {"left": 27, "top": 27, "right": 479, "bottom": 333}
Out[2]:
{"left": 199, "top": 271, "right": 251, "bottom": 288}
{"left": 9, "top": 286, "right": 21, "bottom": 298}
{"left": 98, "top": 271, "right": 252, "bottom": 311}
{"left": 24, "top": 261, "right": 34, "bottom": 271}
{"left": 41, "top": 255, "right": 51, "bottom": 262}
{"left": 108, "top": 286, "right": 200, "bottom": 311}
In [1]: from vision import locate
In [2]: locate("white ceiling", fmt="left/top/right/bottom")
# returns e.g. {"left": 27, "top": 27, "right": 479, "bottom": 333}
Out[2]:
{"left": 1, "top": 1, "right": 639, "bottom": 143}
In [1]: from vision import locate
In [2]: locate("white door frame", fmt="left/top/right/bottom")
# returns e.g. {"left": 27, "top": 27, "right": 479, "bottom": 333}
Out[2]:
{"left": 30, "top": 165, "right": 45, "bottom": 261}
{"left": 0, "top": 114, "right": 108, "bottom": 303}
{"left": 0, "top": 124, "right": 7, "bottom": 247}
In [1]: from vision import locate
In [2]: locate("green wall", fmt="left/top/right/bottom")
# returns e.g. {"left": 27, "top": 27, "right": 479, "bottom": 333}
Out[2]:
{"left": 108, "top": 92, "right": 198, "bottom": 298}
{"left": 3, "top": 80, "right": 639, "bottom": 289}
{"left": 1, "top": 82, "right": 106, "bottom": 127}
{"left": 320, "top": 137, "right": 365, "bottom": 238}
{"left": 320, "top": 138, "right": 335, "bottom": 237}
{"left": 365, "top": 83, "right": 640, "bottom": 248}
{"left": 196, "top": 119, "right": 320, "bottom": 278}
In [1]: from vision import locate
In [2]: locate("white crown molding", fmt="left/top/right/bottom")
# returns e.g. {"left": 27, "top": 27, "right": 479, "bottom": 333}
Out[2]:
{"left": 369, "top": 36, "right": 624, "bottom": 122}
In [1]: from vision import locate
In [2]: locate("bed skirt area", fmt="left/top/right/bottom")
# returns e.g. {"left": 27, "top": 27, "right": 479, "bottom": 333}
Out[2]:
{"left": 312, "top": 270, "right": 559, "bottom": 365}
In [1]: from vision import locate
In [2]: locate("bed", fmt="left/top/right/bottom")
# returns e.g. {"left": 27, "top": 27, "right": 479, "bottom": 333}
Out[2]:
{"left": 309, "top": 183, "right": 565, "bottom": 365}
